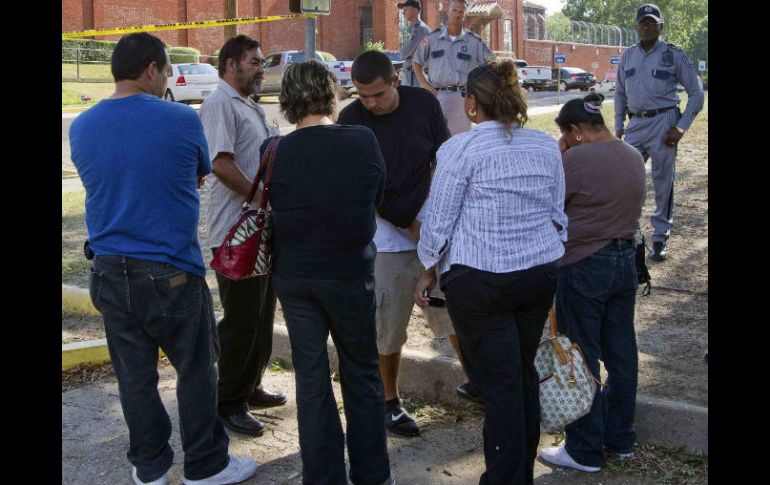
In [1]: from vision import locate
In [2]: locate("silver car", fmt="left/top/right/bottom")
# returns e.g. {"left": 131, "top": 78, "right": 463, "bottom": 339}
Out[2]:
{"left": 165, "top": 63, "right": 219, "bottom": 104}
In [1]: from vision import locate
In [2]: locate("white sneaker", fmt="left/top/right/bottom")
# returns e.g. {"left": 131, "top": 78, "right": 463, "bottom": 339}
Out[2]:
{"left": 132, "top": 467, "right": 168, "bottom": 485}
{"left": 539, "top": 445, "right": 601, "bottom": 473}
{"left": 183, "top": 454, "right": 258, "bottom": 485}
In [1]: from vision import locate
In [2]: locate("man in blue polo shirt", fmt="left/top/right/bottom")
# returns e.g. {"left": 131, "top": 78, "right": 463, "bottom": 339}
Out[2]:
{"left": 70, "top": 32, "right": 257, "bottom": 485}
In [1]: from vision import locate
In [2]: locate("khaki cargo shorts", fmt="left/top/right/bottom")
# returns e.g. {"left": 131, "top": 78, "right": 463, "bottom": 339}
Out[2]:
{"left": 374, "top": 251, "right": 454, "bottom": 355}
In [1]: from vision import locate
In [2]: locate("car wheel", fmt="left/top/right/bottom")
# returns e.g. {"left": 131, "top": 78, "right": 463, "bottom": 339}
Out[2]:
{"left": 560, "top": 82, "right": 567, "bottom": 92}
{"left": 580, "top": 87, "right": 588, "bottom": 92}
{"left": 164, "top": 89, "right": 175, "bottom": 102}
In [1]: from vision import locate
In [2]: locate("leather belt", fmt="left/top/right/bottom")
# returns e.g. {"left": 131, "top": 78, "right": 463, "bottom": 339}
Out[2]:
{"left": 630, "top": 106, "right": 678, "bottom": 119}
{"left": 435, "top": 85, "right": 465, "bottom": 92}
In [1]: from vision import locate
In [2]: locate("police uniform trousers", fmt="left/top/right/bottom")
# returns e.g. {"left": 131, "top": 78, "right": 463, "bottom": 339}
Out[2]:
{"left": 437, "top": 91, "right": 472, "bottom": 135}
{"left": 623, "top": 109, "right": 679, "bottom": 242}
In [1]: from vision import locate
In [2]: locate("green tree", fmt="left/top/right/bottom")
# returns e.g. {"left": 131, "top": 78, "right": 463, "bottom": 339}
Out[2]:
{"left": 561, "top": 0, "right": 707, "bottom": 58}
{"left": 546, "top": 12, "right": 572, "bottom": 42}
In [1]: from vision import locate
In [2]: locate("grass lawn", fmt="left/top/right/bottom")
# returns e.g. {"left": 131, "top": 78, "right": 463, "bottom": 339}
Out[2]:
{"left": 62, "top": 82, "right": 115, "bottom": 106}
{"left": 525, "top": 91, "right": 707, "bottom": 137}
{"left": 62, "top": 190, "right": 87, "bottom": 280}
{"left": 62, "top": 62, "right": 112, "bottom": 81}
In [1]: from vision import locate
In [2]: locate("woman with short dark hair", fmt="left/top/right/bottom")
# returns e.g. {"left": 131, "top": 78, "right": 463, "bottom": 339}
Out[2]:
{"left": 539, "top": 93, "right": 646, "bottom": 473}
{"left": 265, "top": 60, "right": 394, "bottom": 485}
{"left": 415, "top": 60, "right": 566, "bottom": 485}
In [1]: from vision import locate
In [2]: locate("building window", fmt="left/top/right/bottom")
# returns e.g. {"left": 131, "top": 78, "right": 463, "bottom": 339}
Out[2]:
{"left": 503, "top": 19, "right": 512, "bottom": 53}
{"left": 483, "top": 23, "right": 491, "bottom": 46}
{"left": 360, "top": 5, "right": 373, "bottom": 46}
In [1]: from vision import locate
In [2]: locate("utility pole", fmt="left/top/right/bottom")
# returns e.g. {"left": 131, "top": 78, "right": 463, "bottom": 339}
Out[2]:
{"left": 305, "top": 16, "right": 316, "bottom": 60}
{"left": 224, "top": 0, "right": 237, "bottom": 40}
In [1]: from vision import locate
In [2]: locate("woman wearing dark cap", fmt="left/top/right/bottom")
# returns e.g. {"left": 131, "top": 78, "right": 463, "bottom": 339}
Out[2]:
{"left": 539, "top": 93, "right": 646, "bottom": 473}
{"left": 265, "top": 60, "right": 394, "bottom": 485}
{"left": 415, "top": 60, "right": 566, "bottom": 485}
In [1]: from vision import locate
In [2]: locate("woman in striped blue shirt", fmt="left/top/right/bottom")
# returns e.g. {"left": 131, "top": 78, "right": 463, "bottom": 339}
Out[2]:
{"left": 414, "top": 60, "right": 567, "bottom": 485}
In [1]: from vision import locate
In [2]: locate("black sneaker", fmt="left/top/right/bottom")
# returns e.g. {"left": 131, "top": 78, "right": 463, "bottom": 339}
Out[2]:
{"left": 456, "top": 382, "right": 483, "bottom": 405}
{"left": 385, "top": 399, "right": 419, "bottom": 437}
{"left": 650, "top": 240, "right": 668, "bottom": 261}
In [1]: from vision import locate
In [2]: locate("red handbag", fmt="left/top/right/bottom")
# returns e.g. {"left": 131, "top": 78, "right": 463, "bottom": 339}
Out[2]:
{"left": 210, "top": 136, "right": 281, "bottom": 280}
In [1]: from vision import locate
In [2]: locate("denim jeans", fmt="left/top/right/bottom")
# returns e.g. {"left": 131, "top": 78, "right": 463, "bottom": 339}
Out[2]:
{"left": 273, "top": 274, "right": 391, "bottom": 485}
{"left": 443, "top": 263, "right": 558, "bottom": 485}
{"left": 90, "top": 256, "right": 229, "bottom": 482}
{"left": 555, "top": 240, "right": 639, "bottom": 467}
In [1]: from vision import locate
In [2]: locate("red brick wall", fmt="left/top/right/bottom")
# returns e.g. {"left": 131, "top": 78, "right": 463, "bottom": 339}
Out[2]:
{"left": 523, "top": 39, "right": 626, "bottom": 79}
{"left": 62, "top": 1, "right": 624, "bottom": 68}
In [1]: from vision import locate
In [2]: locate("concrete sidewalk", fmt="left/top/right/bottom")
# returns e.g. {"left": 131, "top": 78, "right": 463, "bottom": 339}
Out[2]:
{"left": 63, "top": 361, "right": 659, "bottom": 485}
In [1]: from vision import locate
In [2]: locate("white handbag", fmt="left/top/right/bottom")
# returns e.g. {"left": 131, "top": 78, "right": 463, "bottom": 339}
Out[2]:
{"left": 535, "top": 308, "right": 602, "bottom": 433}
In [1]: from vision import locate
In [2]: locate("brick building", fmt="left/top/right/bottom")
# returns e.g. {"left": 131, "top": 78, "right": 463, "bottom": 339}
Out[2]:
{"left": 62, "top": 0, "right": 626, "bottom": 78}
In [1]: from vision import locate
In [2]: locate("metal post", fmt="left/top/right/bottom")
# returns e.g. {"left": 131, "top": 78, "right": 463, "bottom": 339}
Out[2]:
{"left": 557, "top": 67, "right": 561, "bottom": 105}
{"left": 305, "top": 16, "right": 316, "bottom": 61}
{"left": 76, "top": 47, "right": 80, "bottom": 80}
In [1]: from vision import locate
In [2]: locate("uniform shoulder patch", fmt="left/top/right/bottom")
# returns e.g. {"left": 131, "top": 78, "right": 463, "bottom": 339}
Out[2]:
{"left": 681, "top": 53, "right": 694, "bottom": 68}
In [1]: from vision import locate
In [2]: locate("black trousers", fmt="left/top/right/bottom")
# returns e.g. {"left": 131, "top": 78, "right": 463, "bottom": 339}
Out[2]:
{"left": 213, "top": 264, "right": 277, "bottom": 417}
{"left": 443, "top": 263, "right": 558, "bottom": 485}
{"left": 273, "top": 274, "right": 391, "bottom": 485}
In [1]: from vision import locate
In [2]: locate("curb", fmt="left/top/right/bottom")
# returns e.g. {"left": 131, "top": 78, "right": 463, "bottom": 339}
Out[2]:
{"left": 61, "top": 284, "right": 707, "bottom": 454}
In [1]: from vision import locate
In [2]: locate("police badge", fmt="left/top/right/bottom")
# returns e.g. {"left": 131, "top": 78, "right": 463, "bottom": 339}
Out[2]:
{"left": 461, "top": 45, "right": 468, "bottom": 53}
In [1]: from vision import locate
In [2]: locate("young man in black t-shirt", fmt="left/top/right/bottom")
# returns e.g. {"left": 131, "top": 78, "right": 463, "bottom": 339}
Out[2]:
{"left": 338, "top": 50, "right": 479, "bottom": 438}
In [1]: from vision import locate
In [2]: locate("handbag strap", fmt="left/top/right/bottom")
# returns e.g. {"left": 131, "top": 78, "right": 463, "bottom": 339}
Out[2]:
{"left": 244, "top": 136, "right": 281, "bottom": 211}
{"left": 550, "top": 307, "right": 607, "bottom": 388}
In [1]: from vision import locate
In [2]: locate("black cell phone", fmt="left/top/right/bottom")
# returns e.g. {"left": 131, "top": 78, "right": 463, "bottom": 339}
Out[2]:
{"left": 423, "top": 290, "right": 446, "bottom": 308}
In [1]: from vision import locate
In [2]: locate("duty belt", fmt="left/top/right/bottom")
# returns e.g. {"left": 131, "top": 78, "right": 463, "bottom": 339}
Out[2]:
{"left": 435, "top": 85, "right": 465, "bottom": 92}
{"left": 630, "top": 106, "right": 678, "bottom": 119}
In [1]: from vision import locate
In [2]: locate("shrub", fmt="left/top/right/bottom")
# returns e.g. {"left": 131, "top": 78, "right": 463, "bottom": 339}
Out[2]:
{"left": 358, "top": 41, "right": 384, "bottom": 55}
{"left": 168, "top": 46, "right": 200, "bottom": 64}
{"left": 62, "top": 39, "right": 117, "bottom": 63}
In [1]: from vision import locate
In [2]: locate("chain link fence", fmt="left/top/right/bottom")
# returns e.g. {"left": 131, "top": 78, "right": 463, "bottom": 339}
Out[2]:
{"left": 544, "top": 19, "right": 638, "bottom": 47}
{"left": 62, "top": 46, "right": 218, "bottom": 83}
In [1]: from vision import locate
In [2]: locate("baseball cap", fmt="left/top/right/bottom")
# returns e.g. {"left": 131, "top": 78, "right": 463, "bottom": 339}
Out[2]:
{"left": 636, "top": 4, "right": 663, "bottom": 23}
{"left": 397, "top": 1, "right": 421, "bottom": 9}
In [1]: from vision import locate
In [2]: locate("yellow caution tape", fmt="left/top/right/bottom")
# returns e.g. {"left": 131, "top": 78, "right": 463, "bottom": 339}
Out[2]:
{"left": 62, "top": 13, "right": 314, "bottom": 39}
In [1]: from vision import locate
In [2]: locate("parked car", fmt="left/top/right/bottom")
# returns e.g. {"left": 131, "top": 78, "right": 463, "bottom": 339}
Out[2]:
{"left": 591, "top": 78, "right": 616, "bottom": 95}
{"left": 521, "top": 65, "right": 555, "bottom": 91}
{"left": 165, "top": 63, "right": 219, "bottom": 104}
{"left": 383, "top": 50, "right": 406, "bottom": 72}
{"left": 552, "top": 67, "right": 596, "bottom": 92}
{"left": 260, "top": 50, "right": 353, "bottom": 97}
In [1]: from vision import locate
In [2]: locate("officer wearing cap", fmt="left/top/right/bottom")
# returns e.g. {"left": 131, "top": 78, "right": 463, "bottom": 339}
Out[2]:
{"left": 615, "top": 3, "right": 704, "bottom": 261}
{"left": 398, "top": 1, "right": 431, "bottom": 88}
{"left": 413, "top": 0, "right": 492, "bottom": 135}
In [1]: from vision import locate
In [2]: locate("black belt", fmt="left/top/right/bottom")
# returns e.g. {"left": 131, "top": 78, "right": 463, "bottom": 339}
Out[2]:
{"left": 435, "top": 85, "right": 465, "bottom": 92}
{"left": 630, "top": 106, "right": 678, "bottom": 119}
{"left": 603, "top": 238, "right": 635, "bottom": 250}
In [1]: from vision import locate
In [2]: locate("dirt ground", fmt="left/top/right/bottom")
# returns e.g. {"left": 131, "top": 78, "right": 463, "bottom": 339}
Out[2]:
{"left": 62, "top": 99, "right": 708, "bottom": 408}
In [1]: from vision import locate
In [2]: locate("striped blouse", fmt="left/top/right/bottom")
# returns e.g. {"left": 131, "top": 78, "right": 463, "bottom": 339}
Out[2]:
{"left": 417, "top": 120, "right": 567, "bottom": 276}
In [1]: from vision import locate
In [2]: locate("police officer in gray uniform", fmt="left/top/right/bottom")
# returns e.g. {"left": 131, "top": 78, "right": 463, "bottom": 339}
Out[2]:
{"left": 413, "top": 0, "right": 491, "bottom": 135}
{"left": 398, "top": 1, "right": 430, "bottom": 87}
{"left": 615, "top": 3, "right": 704, "bottom": 261}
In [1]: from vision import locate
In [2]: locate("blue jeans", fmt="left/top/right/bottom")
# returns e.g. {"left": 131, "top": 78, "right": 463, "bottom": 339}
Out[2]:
{"left": 555, "top": 240, "right": 639, "bottom": 468}
{"left": 90, "top": 256, "right": 229, "bottom": 482}
{"left": 273, "top": 274, "right": 391, "bottom": 485}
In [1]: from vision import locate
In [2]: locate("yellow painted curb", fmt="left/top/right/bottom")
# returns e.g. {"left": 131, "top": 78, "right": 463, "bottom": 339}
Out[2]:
{"left": 62, "top": 339, "right": 110, "bottom": 369}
